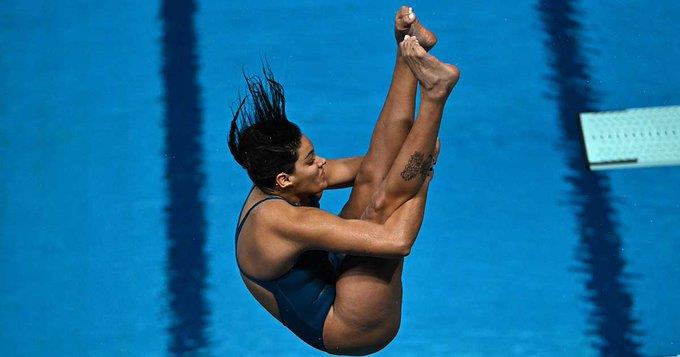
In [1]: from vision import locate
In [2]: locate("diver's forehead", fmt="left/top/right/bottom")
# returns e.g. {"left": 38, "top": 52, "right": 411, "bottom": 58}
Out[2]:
{"left": 300, "top": 135, "right": 313, "bottom": 149}
{"left": 298, "top": 135, "right": 315, "bottom": 161}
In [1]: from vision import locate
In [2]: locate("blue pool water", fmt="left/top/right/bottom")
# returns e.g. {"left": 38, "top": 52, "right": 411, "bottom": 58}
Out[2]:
{"left": 1, "top": 1, "right": 679, "bottom": 355}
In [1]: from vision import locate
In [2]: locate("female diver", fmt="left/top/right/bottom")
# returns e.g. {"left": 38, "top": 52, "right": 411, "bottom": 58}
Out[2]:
{"left": 228, "top": 6, "right": 459, "bottom": 355}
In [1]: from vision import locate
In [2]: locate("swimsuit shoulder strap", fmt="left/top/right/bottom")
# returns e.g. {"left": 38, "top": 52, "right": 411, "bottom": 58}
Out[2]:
{"left": 235, "top": 192, "right": 284, "bottom": 239}
{"left": 234, "top": 188, "right": 287, "bottom": 285}
{"left": 235, "top": 196, "right": 283, "bottom": 235}
{"left": 234, "top": 186, "right": 257, "bottom": 226}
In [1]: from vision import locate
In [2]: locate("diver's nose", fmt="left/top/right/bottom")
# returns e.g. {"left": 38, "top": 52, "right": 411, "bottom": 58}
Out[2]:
{"left": 317, "top": 156, "right": 327, "bottom": 167}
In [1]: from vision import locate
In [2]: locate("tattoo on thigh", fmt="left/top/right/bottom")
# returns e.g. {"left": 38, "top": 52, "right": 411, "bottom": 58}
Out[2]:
{"left": 400, "top": 152, "right": 434, "bottom": 181}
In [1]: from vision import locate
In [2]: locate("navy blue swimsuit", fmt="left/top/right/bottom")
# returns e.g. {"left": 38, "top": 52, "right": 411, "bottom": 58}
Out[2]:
{"left": 235, "top": 190, "right": 342, "bottom": 352}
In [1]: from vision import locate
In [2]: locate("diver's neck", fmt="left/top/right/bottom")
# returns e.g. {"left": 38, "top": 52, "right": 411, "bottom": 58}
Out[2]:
{"left": 256, "top": 186, "right": 318, "bottom": 207}
{"left": 276, "top": 190, "right": 304, "bottom": 206}
{"left": 261, "top": 188, "right": 306, "bottom": 207}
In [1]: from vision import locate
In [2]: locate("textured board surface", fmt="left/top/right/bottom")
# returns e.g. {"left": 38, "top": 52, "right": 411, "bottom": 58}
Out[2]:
{"left": 580, "top": 106, "right": 680, "bottom": 170}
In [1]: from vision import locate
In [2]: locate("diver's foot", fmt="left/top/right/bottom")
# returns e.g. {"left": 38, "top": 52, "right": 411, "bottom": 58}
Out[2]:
{"left": 400, "top": 36, "right": 459, "bottom": 100}
{"left": 395, "top": 6, "right": 437, "bottom": 51}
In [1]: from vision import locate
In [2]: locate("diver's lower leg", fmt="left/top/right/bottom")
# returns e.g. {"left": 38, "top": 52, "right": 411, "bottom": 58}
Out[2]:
{"left": 361, "top": 37, "right": 459, "bottom": 223}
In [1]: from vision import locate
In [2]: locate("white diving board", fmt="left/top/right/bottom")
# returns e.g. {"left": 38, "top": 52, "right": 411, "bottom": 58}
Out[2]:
{"left": 579, "top": 105, "right": 680, "bottom": 170}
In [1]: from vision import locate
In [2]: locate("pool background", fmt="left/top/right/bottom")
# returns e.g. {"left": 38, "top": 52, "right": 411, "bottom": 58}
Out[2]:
{"left": 1, "top": 0, "right": 679, "bottom": 355}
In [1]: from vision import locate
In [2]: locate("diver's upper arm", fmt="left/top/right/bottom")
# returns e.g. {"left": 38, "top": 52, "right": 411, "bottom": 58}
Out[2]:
{"left": 324, "top": 157, "right": 363, "bottom": 189}
{"left": 269, "top": 204, "right": 408, "bottom": 258}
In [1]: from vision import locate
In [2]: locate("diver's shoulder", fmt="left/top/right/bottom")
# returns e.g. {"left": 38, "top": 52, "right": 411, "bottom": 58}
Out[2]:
{"left": 250, "top": 196, "right": 297, "bottom": 223}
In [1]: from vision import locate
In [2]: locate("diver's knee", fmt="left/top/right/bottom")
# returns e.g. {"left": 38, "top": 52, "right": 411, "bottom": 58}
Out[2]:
{"left": 362, "top": 189, "right": 388, "bottom": 221}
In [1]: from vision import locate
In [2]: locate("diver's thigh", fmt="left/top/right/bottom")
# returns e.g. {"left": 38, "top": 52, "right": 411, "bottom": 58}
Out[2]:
{"left": 340, "top": 119, "right": 413, "bottom": 219}
{"left": 323, "top": 258, "right": 404, "bottom": 354}
{"left": 333, "top": 256, "right": 403, "bottom": 327}
{"left": 323, "top": 306, "right": 399, "bottom": 355}
{"left": 339, "top": 181, "right": 377, "bottom": 219}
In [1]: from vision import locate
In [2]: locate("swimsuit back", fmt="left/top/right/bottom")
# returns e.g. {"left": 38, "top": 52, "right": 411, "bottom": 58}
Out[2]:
{"left": 234, "top": 189, "right": 339, "bottom": 351}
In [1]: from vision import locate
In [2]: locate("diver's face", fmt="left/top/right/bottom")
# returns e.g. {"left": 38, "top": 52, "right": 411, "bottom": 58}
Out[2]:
{"left": 290, "top": 135, "right": 327, "bottom": 195}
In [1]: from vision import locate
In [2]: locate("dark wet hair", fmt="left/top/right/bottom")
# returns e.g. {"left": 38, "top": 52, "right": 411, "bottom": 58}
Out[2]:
{"left": 228, "top": 66, "right": 302, "bottom": 192}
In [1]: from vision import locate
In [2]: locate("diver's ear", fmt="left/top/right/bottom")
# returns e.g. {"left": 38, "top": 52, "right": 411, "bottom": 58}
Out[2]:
{"left": 275, "top": 172, "right": 293, "bottom": 189}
